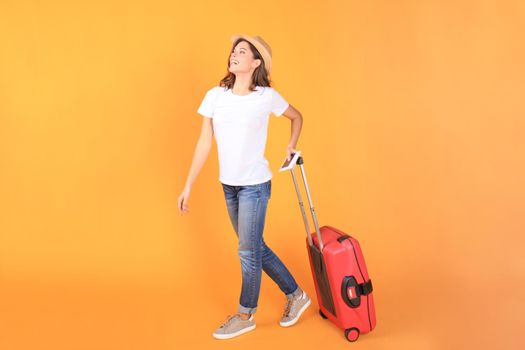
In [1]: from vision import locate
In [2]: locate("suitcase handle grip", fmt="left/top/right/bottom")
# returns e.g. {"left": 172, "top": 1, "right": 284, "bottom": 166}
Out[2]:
{"left": 289, "top": 154, "right": 324, "bottom": 251}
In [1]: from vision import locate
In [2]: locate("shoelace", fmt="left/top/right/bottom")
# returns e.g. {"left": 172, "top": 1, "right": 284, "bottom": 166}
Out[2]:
{"left": 219, "top": 314, "right": 240, "bottom": 329}
{"left": 283, "top": 292, "right": 303, "bottom": 317}
{"left": 283, "top": 298, "right": 296, "bottom": 317}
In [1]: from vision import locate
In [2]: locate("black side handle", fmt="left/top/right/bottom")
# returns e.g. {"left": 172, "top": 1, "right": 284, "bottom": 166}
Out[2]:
{"left": 341, "top": 276, "right": 374, "bottom": 308}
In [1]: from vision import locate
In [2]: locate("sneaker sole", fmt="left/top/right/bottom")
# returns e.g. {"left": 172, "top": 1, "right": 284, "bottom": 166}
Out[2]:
{"left": 279, "top": 297, "right": 311, "bottom": 327}
{"left": 213, "top": 324, "right": 256, "bottom": 340}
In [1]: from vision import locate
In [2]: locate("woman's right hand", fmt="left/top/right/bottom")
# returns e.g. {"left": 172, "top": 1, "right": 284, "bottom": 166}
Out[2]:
{"left": 177, "top": 186, "right": 191, "bottom": 214}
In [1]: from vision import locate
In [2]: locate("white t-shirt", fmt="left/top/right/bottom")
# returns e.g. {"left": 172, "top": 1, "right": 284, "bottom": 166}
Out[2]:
{"left": 197, "top": 85, "right": 289, "bottom": 186}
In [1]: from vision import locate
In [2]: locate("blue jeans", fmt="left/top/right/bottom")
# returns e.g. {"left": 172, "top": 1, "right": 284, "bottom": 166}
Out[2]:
{"left": 222, "top": 179, "right": 299, "bottom": 315}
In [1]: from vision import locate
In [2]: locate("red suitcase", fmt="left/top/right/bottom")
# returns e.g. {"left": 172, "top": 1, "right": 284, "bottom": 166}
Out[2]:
{"left": 287, "top": 155, "right": 376, "bottom": 342}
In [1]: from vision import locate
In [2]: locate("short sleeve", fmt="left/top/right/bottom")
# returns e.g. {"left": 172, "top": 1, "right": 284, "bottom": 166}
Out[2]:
{"left": 271, "top": 88, "right": 289, "bottom": 117}
{"left": 197, "top": 87, "right": 217, "bottom": 118}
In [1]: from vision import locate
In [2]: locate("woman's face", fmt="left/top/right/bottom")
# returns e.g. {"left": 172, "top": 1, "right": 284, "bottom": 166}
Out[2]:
{"left": 228, "top": 40, "right": 261, "bottom": 74}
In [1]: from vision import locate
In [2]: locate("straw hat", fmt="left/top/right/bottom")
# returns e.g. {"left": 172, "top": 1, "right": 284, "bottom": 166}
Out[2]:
{"left": 230, "top": 34, "right": 272, "bottom": 73}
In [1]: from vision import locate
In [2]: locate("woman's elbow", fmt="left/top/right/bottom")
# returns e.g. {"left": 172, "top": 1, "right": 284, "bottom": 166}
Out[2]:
{"left": 292, "top": 106, "right": 303, "bottom": 120}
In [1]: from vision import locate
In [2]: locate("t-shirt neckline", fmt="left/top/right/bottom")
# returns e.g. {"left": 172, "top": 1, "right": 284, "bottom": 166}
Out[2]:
{"left": 229, "top": 86, "right": 261, "bottom": 97}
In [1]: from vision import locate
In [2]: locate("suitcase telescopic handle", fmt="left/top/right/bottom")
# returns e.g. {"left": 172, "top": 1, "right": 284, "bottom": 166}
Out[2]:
{"left": 289, "top": 154, "right": 324, "bottom": 251}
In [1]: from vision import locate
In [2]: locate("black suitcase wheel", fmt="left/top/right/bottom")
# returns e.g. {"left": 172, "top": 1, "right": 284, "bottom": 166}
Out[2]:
{"left": 319, "top": 309, "right": 328, "bottom": 319}
{"left": 344, "top": 328, "right": 360, "bottom": 342}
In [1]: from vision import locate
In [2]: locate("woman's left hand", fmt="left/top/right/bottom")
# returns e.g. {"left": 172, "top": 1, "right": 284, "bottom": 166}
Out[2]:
{"left": 286, "top": 145, "right": 297, "bottom": 161}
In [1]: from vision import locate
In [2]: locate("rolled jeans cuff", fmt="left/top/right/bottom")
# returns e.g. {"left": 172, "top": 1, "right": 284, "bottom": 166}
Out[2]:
{"left": 286, "top": 286, "right": 302, "bottom": 299}
{"left": 238, "top": 304, "right": 257, "bottom": 315}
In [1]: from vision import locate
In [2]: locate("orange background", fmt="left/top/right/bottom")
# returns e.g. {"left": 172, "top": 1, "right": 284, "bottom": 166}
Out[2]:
{"left": 1, "top": 0, "right": 524, "bottom": 349}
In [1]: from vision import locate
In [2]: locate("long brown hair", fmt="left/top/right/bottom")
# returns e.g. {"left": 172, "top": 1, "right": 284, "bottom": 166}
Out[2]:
{"left": 219, "top": 38, "right": 272, "bottom": 91}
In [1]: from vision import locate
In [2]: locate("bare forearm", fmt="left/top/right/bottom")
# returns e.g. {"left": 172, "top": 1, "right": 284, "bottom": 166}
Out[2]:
{"left": 288, "top": 115, "right": 303, "bottom": 148}
{"left": 184, "top": 139, "right": 212, "bottom": 188}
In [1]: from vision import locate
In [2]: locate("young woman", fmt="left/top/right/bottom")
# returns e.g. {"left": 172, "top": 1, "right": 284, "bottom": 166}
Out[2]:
{"left": 177, "top": 34, "right": 310, "bottom": 340}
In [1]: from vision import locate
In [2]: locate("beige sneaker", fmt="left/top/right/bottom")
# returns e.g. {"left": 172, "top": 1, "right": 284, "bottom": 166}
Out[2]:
{"left": 279, "top": 290, "right": 311, "bottom": 327}
{"left": 212, "top": 314, "right": 256, "bottom": 340}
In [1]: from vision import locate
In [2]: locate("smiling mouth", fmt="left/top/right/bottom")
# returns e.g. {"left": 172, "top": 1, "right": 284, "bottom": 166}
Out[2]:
{"left": 230, "top": 60, "right": 239, "bottom": 65}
